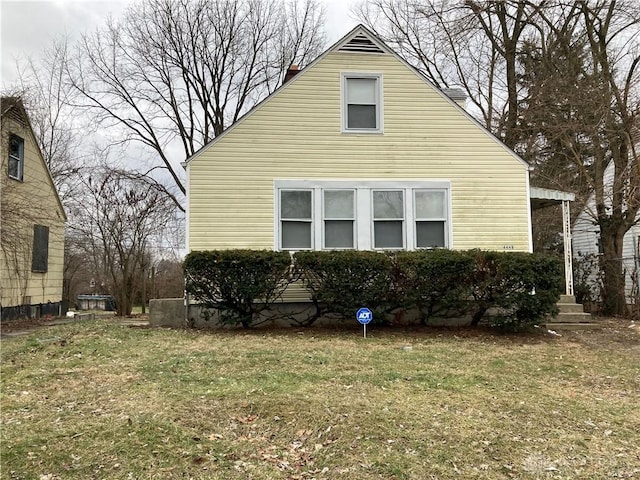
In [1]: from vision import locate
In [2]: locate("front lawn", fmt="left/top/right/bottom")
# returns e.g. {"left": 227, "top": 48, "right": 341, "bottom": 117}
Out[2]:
{"left": 1, "top": 321, "right": 638, "bottom": 479}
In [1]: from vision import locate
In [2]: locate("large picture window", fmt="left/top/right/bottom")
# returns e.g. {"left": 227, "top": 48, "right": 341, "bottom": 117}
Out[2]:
{"left": 342, "top": 73, "right": 382, "bottom": 133}
{"left": 276, "top": 180, "right": 450, "bottom": 251}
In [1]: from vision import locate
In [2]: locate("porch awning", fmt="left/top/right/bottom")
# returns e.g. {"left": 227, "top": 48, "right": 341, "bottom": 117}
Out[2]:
{"left": 530, "top": 187, "right": 575, "bottom": 210}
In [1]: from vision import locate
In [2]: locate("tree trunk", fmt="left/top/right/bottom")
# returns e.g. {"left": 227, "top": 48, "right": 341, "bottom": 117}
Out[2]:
{"left": 599, "top": 223, "right": 628, "bottom": 316}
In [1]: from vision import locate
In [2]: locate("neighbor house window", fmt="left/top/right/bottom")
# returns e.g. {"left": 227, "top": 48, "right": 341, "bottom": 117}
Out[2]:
{"left": 323, "top": 189, "right": 355, "bottom": 248}
{"left": 280, "top": 190, "right": 313, "bottom": 249}
{"left": 8, "top": 134, "right": 24, "bottom": 180}
{"left": 373, "top": 190, "right": 404, "bottom": 249}
{"left": 414, "top": 190, "right": 447, "bottom": 248}
{"left": 32, "top": 224, "right": 49, "bottom": 273}
{"left": 342, "top": 74, "right": 382, "bottom": 132}
{"left": 275, "top": 180, "right": 450, "bottom": 251}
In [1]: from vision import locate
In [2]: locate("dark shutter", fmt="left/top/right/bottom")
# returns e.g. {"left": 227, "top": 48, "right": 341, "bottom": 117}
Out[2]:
{"left": 32, "top": 225, "right": 49, "bottom": 273}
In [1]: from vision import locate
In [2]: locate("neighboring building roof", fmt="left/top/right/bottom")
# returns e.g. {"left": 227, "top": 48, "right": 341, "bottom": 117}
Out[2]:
{"left": 184, "top": 24, "right": 530, "bottom": 171}
{"left": 1, "top": 96, "right": 68, "bottom": 222}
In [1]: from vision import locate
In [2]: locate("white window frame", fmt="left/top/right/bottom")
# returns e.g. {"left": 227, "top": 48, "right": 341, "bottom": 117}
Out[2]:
{"left": 322, "top": 189, "right": 356, "bottom": 249}
{"left": 8, "top": 134, "right": 24, "bottom": 181}
{"left": 372, "top": 189, "right": 405, "bottom": 250}
{"left": 279, "top": 189, "right": 314, "bottom": 250}
{"left": 413, "top": 189, "right": 448, "bottom": 249}
{"left": 341, "top": 73, "right": 383, "bottom": 134}
{"left": 275, "top": 180, "right": 452, "bottom": 251}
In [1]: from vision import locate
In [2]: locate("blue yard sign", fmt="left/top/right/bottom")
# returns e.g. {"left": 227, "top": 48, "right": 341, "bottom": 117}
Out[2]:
{"left": 356, "top": 307, "right": 373, "bottom": 325}
{"left": 356, "top": 307, "right": 372, "bottom": 338}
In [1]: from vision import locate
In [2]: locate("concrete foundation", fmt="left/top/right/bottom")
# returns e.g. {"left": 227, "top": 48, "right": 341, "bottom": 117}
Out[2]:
{"left": 148, "top": 298, "right": 473, "bottom": 329}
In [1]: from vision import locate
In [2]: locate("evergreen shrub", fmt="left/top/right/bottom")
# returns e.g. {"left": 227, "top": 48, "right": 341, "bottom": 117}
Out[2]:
{"left": 183, "top": 250, "right": 292, "bottom": 328}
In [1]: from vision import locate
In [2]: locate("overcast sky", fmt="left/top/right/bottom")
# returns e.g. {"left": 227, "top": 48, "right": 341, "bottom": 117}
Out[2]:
{"left": 0, "top": 0, "right": 360, "bottom": 89}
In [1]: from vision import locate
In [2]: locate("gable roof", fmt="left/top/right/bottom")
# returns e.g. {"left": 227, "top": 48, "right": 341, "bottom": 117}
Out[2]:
{"left": 184, "top": 24, "right": 530, "bottom": 171}
{"left": 1, "top": 97, "right": 68, "bottom": 222}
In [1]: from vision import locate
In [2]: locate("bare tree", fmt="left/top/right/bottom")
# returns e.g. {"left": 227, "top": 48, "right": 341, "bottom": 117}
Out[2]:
{"left": 68, "top": 167, "right": 178, "bottom": 316}
{"left": 355, "top": 0, "right": 544, "bottom": 147}
{"left": 15, "top": 38, "right": 84, "bottom": 206}
{"left": 67, "top": 0, "right": 326, "bottom": 205}
{"left": 520, "top": 1, "right": 640, "bottom": 315}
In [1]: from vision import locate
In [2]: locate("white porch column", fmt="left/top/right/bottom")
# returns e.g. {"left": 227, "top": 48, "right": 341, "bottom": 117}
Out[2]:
{"left": 562, "top": 199, "right": 574, "bottom": 296}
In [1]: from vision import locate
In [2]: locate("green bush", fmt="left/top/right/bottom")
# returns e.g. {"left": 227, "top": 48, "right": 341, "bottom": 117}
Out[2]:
{"left": 183, "top": 250, "right": 293, "bottom": 328}
{"left": 183, "top": 248, "right": 563, "bottom": 331}
{"left": 294, "top": 250, "right": 394, "bottom": 324}
{"left": 396, "top": 250, "right": 474, "bottom": 324}
{"left": 468, "top": 250, "right": 563, "bottom": 330}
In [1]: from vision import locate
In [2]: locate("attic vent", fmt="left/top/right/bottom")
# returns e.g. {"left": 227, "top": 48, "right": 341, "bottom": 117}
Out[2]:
{"left": 339, "top": 33, "right": 385, "bottom": 54}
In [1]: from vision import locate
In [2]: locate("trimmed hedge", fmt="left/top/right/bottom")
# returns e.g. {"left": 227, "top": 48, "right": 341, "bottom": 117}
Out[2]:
{"left": 396, "top": 249, "right": 474, "bottom": 324}
{"left": 294, "top": 250, "right": 394, "bottom": 324}
{"left": 183, "top": 249, "right": 563, "bottom": 330}
{"left": 468, "top": 250, "right": 563, "bottom": 330}
{"left": 183, "top": 250, "right": 292, "bottom": 328}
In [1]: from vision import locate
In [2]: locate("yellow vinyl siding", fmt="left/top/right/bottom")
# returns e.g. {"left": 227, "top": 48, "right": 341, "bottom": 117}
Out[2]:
{"left": 189, "top": 50, "right": 530, "bottom": 253}
{"left": 1, "top": 114, "right": 66, "bottom": 307}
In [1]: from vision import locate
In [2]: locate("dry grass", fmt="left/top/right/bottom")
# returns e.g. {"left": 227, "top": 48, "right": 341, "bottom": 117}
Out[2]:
{"left": 1, "top": 321, "right": 639, "bottom": 479}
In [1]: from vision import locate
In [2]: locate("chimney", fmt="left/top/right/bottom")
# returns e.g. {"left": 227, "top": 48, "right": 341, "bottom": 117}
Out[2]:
{"left": 284, "top": 64, "right": 300, "bottom": 84}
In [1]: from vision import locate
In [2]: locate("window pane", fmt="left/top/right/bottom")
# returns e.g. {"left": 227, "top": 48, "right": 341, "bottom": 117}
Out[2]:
{"left": 347, "top": 105, "right": 376, "bottom": 129}
{"left": 373, "top": 191, "right": 403, "bottom": 219}
{"left": 9, "top": 137, "right": 21, "bottom": 156}
{"left": 415, "top": 190, "right": 445, "bottom": 218}
{"left": 324, "top": 190, "right": 354, "bottom": 218}
{"left": 8, "top": 157, "right": 20, "bottom": 178}
{"left": 281, "top": 190, "right": 311, "bottom": 219}
{"left": 282, "top": 221, "right": 311, "bottom": 249}
{"left": 325, "top": 220, "right": 354, "bottom": 248}
{"left": 416, "top": 221, "right": 445, "bottom": 248}
{"left": 374, "top": 221, "right": 403, "bottom": 248}
{"left": 347, "top": 78, "right": 376, "bottom": 104}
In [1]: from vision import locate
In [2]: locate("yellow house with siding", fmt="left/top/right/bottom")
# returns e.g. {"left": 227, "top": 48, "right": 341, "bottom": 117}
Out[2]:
{"left": 1, "top": 97, "right": 66, "bottom": 317}
{"left": 186, "top": 25, "right": 533, "bottom": 257}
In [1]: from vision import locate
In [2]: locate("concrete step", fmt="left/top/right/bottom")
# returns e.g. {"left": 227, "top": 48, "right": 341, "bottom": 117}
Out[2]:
{"left": 557, "top": 302, "right": 587, "bottom": 314}
{"left": 544, "top": 322, "right": 602, "bottom": 331}
{"left": 553, "top": 312, "right": 593, "bottom": 323}
{"left": 559, "top": 294, "right": 576, "bottom": 303}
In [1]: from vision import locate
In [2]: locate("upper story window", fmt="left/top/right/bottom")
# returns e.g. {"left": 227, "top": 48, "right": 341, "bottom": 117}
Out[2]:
{"left": 342, "top": 73, "right": 383, "bottom": 133}
{"left": 8, "top": 134, "right": 24, "bottom": 181}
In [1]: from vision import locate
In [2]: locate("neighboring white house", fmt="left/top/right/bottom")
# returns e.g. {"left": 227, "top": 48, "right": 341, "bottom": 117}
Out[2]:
{"left": 572, "top": 161, "right": 640, "bottom": 304}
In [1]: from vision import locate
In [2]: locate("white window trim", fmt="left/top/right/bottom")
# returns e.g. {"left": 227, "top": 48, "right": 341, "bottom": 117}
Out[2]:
{"left": 413, "top": 188, "right": 449, "bottom": 249}
{"left": 279, "top": 189, "right": 314, "bottom": 251}
{"left": 274, "top": 180, "right": 452, "bottom": 251}
{"left": 322, "top": 189, "right": 356, "bottom": 250}
{"left": 372, "top": 189, "right": 405, "bottom": 250}
{"left": 340, "top": 72, "right": 384, "bottom": 134}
